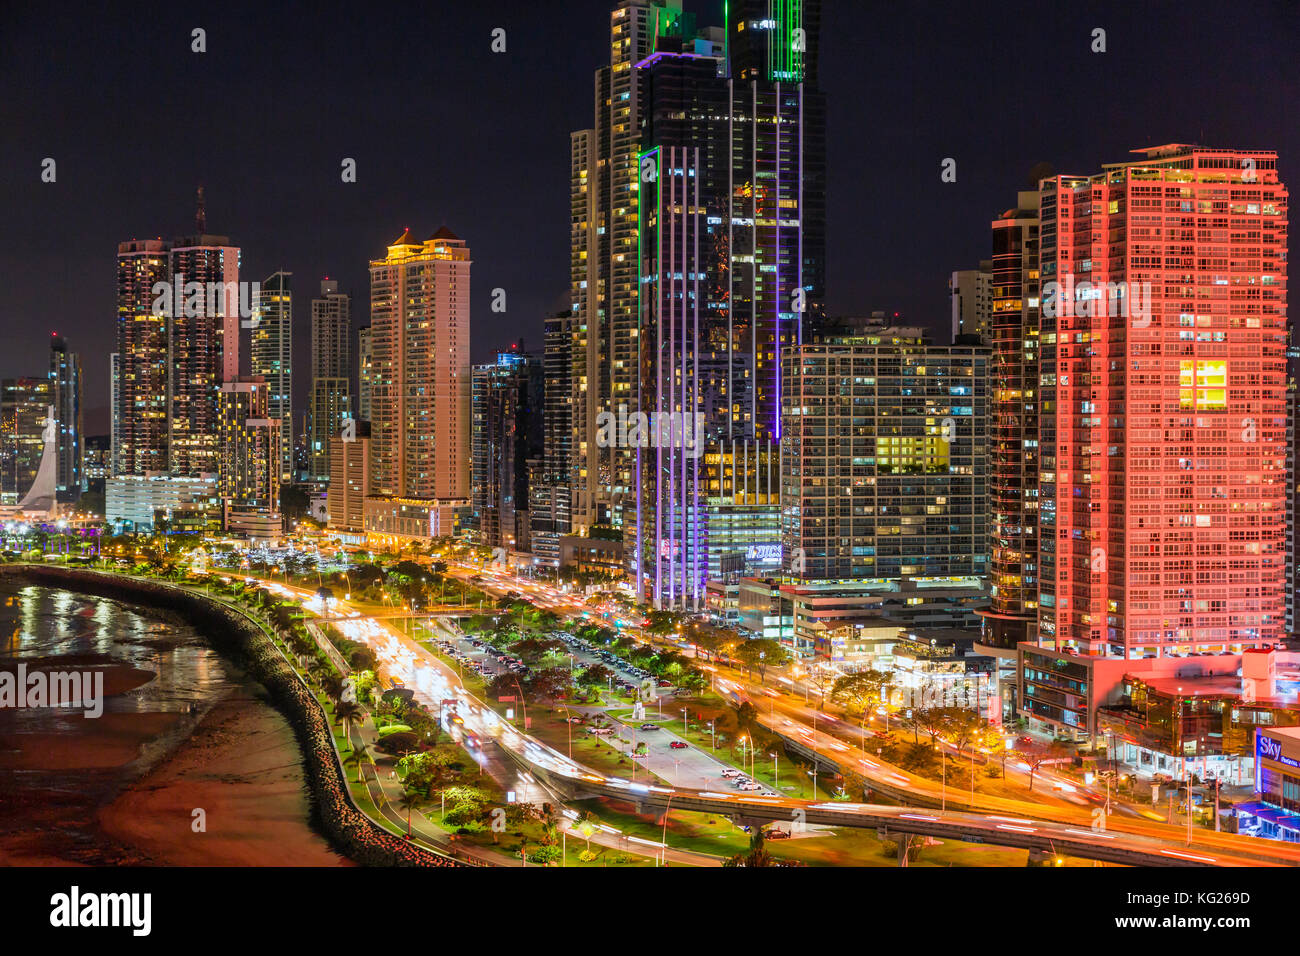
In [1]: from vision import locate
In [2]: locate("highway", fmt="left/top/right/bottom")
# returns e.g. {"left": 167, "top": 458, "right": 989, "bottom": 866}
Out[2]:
{"left": 222, "top": 569, "right": 1296, "bottom": 867}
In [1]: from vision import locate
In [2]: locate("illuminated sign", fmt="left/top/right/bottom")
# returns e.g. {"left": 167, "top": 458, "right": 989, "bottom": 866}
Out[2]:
{"left": 1257, "top": 733, "right": 1300, "bottom": 769}
{"left": 746, "top": 544, "right": 782, "bottom": 564}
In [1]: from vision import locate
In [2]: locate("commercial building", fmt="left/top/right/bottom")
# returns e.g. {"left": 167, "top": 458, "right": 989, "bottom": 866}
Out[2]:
{"left": 1007, "top": 146, "right": 1289, "bottom": 745}
{"left": 308, "top": 279, "right": 352, "bottom": 481}
{"left": 737, "top": 576, "right": 989, "bottom": 658}
{"left": 115, "top": 193, "right": 242, "bottom": 479}
{"left": 471, "top": 348, "right": 543, "bottom": 551}
{"left": 328, "top": 421, "right": 370, "bottom": 534}
{"left": 1240, "top": 726, "right": 1300, "bottom": 840}
{"left": 0, "top": 377, "right": 53, "bottom": 506}
{"left": 781, "top": 328, "right": 991, "bottom": 582}
{"left": 105, "top": 472, "right": 220, "bottom": 532}
{"left": 48, "top": 334, "right": 83, "bottom": 502}
{"left": 949, "top": 263, "right": 993, "bottom": 342}
{"left": 250, "top": 271, "right": 294, "bottom": 482}
{"left": 217, "top": 378, "right": 281, "bottom": 534}
{"left": 567, "top": 2, "right": 826, "bottom": 607}
{"left": 365, "top": 227, "right": 471, "bottom": 540}
{"left": 979, "top": 191, "right": 1042, "bottom": 650}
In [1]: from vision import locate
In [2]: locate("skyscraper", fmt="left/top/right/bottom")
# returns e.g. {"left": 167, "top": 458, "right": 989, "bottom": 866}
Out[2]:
{"left": 366, "top": 227, "right": 471, "bottom": 537}
{"left": 114, "top": 238, "right": 171, "bottom": 476}
{"left": 612, "top": 1, "right": 825, "bottom": 607}
{"left": 980, "top": 192, "right": 1041, "bottom": 650}
{"left": 356, "top": 325, "right": 374, "bottom": 422}
{"left": 217, "top": 377, "right": 281, "bottom": 535}
{"left": 0, "top": 377, "right": 52, "bottom": 506}
{"left": 949, "top": 263, "right": 993, "bottom": 342}
{"left": 48, "top": 333, "right": 83, "bottom": 502}
{"left": 308, "top": 278, "right": 352, "bottom": 481}
{"left": 570, "top": 1, "right": 689, "bottom": 539}
{"left": 471, "top": 348, "right": 543, "bottom": 551}
{"left": 251, "top": 271, "right": 294, "bottom": 482}
{"left": 1035, "top": 145, "right": 1287, "bottom": 659}
{"left": 167, "top": 211, "right": 241, "bottom": 477}
{"left": 781, "top": 328, "right": 990, "bottom": 582}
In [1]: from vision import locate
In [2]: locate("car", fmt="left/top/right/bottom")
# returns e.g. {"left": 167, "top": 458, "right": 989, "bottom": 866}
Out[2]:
{"left": 669, "top": 740, "right": 688, "bottom": 750}
{"left": 657, "top": 679, "right": 672, "bottom": 688}
{"left": 639, "top": 723, "right": 659, "bottom": 731}
{"left": 765, "top": 828, "right": 792, "bottom": 840}
{"left": 720, "top": 768, "right": 742, "bottom": 778}
{"left": 737, "top": 782, "right": 762, "bottom": 791}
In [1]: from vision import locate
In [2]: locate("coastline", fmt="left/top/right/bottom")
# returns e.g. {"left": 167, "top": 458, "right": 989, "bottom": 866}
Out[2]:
{"left": 0, "top": 565, "right": 462, "bottom": 867}
{"left": 97, "top": 678, "right": 353, "bottom": 866}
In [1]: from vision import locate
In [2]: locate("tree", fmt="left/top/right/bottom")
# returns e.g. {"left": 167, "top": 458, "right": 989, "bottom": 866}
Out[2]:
{"left": 674, "top": 670, "right": 707, "bottom": 697}
{"left": 831, "top": 670, "right": 888, "bottom": 714}
{"left": 577, "top": 663, "right": 614, "bottom": 688}
{"left": 344, "top": 741, "right": 369, "bottom": 782}
{"left": 724, "top": 827, "right": 775, "bottom": 867}
{"left": 397, "top": 789, "right": 421, "bottom": 838}
{"left": 335, "top": 700, "right": 361, "bottom": 739}
{"left": 733, "top": 638, "right": 789, "bottom": 684}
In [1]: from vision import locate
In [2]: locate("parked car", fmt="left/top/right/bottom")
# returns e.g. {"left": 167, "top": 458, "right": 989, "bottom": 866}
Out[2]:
{"left": 737, "top": 782, "right": 762, "bottom": 792}
{"left": 720, "top": 768, "right": 742, "bottom": 778}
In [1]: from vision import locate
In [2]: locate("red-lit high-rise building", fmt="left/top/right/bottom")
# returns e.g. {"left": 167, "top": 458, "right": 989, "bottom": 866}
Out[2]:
{"left": 1035, "top": 145, "right": 1288, "bottom": 662}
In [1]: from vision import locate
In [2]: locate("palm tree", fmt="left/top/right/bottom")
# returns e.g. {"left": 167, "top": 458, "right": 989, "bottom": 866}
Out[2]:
{"left": 397, "top": 789, "right": 421, "bottom": 838}
{"left": 344, "top": 741, "right": 369, "bottom": 783}
{"left": 336, "top": 700, "right": 361, "bottom": 739}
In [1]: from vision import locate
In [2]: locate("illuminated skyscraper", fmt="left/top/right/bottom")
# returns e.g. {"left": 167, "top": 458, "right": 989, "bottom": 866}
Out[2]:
{"left": 114, "top": 238, "right": 171, "bottom": 476}
{"left": 0, "top": 377, "right": 53, "bottom": 506}
{"left": 356, "top": 325, "right": 373, "bottom": 422}
{"left": 1033, "top": 145, "right": 1288, "bottom": 659}
{"left": 308, "top": 279, "right": 352, "bottom": 481}
{"left": 48, "top": 333, "right": 83, "bottom": 502}
{"left": 218, "top": 377, "right": 281, "bottom": 534}
{"left": 367, "top": 227, "right": 471, "bottom": 536}
{"left": 979, "top": 192, "right": 1041, "bottom": 650}
{"left": 622, "top": 1, "right": 825, "bottom": 607}
{"left": 781, "top": 328, "right": 990, "bottom": 582}
{"left": 471, "top": 348, "right": 543, "bottom": 551}
{"left": 251, "top": 271, "right": 294, "bottom": 482}
{"left": 167, "top": 207, "right": 241, "bottom": 477}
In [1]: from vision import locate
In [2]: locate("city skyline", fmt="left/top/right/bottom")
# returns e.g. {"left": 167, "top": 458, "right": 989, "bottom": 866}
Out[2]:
{"left": 4, "top": 0, "right": 1296, "bottom": 434}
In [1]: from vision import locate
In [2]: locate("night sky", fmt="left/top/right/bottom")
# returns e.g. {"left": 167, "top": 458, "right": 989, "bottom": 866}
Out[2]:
{"left": 2, "top": 0, "right": 1296, "bottom": 434}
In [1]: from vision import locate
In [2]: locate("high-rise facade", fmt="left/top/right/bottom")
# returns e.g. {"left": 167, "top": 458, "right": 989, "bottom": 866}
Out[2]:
{"left": 356, "top": 325, "right": 374, "bottom": 422}
{"left": 950, "top": 263, "right": 993, "bottom": 342}
{"left": 167, "top": 224, "right": 241, "bottom": 477}
{"left": 217, "top": 378, "right": 281, "bottom": 529}
{"left": 367, "top": 228, "right": 471, "bottom": 534}
{"left": 48, "top": 334, "right": 83, "bottom": 502}
{"left": 251, "top": 271, "right": 294, "bottom": 482}
{"left": 611, "top": 1, "right": 824, "bottom": 607}
{"left": 471, "top": 349, "right": 543, "bottom": 551}
{"left": 116, "top": 197, "right": 242, "bottom": 480}
{"left": 980, "top": 193, "right": 1042, "bottom": 649}
{"left": 114, "top": 238, "right": 171, "bottom": 476}
{"left": 308, "top": 279, "right": 352, "bottom": 481}
{"left": 781, "top": 329, "right": 991, "bottom": 582}
{"left": 1035, "top": 145, "right": 1288, "bottom": 658}
{"left": 0, "top": 377, "right": 53, "bottom": 505}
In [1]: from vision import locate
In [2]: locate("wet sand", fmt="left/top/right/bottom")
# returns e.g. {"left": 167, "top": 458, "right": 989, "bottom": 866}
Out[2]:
{"left": 96, "top": 683, "right": 353, "bottom": 866}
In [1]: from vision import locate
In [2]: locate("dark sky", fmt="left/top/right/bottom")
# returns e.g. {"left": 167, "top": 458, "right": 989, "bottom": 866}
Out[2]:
{"left": 2, "top": 0, "right": 1296, "bottom": 434}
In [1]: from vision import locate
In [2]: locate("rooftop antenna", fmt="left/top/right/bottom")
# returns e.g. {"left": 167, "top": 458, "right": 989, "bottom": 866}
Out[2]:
{"left": 195, "top": 186, "right": 206, "bottom": 234}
